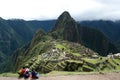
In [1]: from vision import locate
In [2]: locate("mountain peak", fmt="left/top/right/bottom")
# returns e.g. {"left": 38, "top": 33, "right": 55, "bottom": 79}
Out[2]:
{"left": 52, "top": 11, "right": 74, "bottom": 31}
{"left": 57, "top": 11, "right": 73, "bottom": 23}
{"left": 59, "top": 11, "right": 71, "bottom": 19}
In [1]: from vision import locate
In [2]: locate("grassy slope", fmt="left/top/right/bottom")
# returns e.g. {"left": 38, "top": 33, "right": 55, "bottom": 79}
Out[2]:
{"left": 18, "top": 38, "right": 120, "bottom": 73}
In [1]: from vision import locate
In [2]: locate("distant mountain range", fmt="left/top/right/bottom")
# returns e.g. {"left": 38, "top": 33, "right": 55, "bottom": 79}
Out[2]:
{"left": 0, "top": 18, "right": 55, "bottom": 53}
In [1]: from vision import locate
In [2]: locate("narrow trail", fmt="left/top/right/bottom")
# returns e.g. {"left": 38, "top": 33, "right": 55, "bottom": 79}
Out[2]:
{"left": 0, "top": 72, "right": 120, "bottom": 80}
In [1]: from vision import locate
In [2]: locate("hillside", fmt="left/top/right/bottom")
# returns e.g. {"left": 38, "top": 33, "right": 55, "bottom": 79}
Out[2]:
{"left": 10, "top": 11, "right": 120, "bottom": 73}
{"left": 0, "top": 18, "right": 55, "bottom": 55}
{"left": 11, "top": 35, "right": 120, "bottom": 74}
{"left": 0, "top": 18, "right": 55, "bottom": 72}
{"left": 13, "top": 37, "right": 120, "bottom": 73}
{"left": 80, "top": 20, "right": 120, "bottom": 51}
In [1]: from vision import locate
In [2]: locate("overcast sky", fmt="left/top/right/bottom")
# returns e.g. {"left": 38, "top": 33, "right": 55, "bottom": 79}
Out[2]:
{"left": 0, "top": 0, "right": 120, "bottom": 21}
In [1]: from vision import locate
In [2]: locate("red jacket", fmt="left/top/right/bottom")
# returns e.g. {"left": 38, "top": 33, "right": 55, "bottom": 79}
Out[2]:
{"left": 21, "top": 68, "right": 26, "bottom": 74}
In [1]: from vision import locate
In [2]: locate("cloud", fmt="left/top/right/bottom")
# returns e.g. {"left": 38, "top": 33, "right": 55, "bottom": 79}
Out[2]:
{"left": 74, "top": 0, "right": 120, "bottom": 21}
{"left": 0, "top": 0, "right": 120, "bottom": 20}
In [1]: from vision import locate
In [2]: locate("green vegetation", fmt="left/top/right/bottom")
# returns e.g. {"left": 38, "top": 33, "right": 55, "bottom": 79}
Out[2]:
{"left": 83, "top": 58, "right": 100, "bottom": 64}
{"left": 14, "top": 38, "right": 120, "bottom": 73}
{"left": 7, "top": 11, "right": 120, "bottom": 74}
{"left": 56, "top": 44, "right": 66, "bottom": 50}
{"left": 0, "top": 73, "right": 17, "bottom": 77}
{"left": 45, "top": 71, "right": 99, "bottom": 76}
{"left": 80, "top": 20, "right": 120, "bottom": 51}
{"left": 0, "top": 18, "right": 55, "bottom": 72}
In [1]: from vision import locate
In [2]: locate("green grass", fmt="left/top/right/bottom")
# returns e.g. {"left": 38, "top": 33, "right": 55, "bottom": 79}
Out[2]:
{"left": 43, "top": 71, "right": 100, "bottom": 76}
{"left": 56, "top": 44, "right": 66, "bottom": 50}
{"left": 108, "top": 59, "right": 117, "bottom": 67}
{"left": 71, "top": 53, "right": 81, "bottom": 56}
{"left": 45, "top": 70, "right": 120, "bottom": 76}
{"left": 1, "top": 69, "right": 120, "bottom": 77}
{"left": 83, "top": 58, "right": 100, "bottom": 64}
{"left": 112, "top": 59, "right": 120, "bottom": 69}
{"left": 82, "top": 65, "right": 94, "bottom": 71}
{"left": 0, "top": 73, "right": 18, "bottom": 77}
{"left": 55, "top": 43, "right": 72, "bottom": 53}
{"left": 66, "top": 60, "right": 83, "bottom": 64}
{"left": 113, "top": 59, "right": 120, "bottom": 63}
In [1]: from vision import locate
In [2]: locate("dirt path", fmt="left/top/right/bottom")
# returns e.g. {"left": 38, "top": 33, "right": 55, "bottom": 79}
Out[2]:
{"left": 0, "top": 72, "right": 120, "bottom": 80}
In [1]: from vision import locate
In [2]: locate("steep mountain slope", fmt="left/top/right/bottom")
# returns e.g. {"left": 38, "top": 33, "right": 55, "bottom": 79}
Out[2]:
{"left": 80, "top": 20, "right": 120, "bottom": 50}
{"left": 10, "top": 11, "right": 120, "bottom": 73}
{"left": 51, "top": 11, "right": 118, "bottom": 56}
{"left": 0, "top": 19, "right": 55, "bottom": 56}
{"left": 7, "top": 20, "right": 34, "bottom": 42}
{"left": 116, "top": 40, "right": 120, "bottom": 50}
{"left": 0, "top": 18, "right": 55, "bottom": 72}
{"left": 0, "top": 18, "right": 21, "bottom": 55}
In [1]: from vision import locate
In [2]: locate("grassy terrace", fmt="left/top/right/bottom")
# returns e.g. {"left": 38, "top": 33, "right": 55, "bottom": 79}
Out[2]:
{"left": 66, "top": 60, "right": 83, "bottom": 64}
{"left": 56, "top": 44, "right": 66, "bottom": 50}
{"left": 83, "top": 58, "right": 100, "bottom": 64}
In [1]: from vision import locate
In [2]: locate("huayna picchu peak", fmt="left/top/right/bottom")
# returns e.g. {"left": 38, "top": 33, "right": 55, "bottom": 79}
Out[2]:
{"left": 59, "top": 11, "right": 72, "bottom": 19}
{"left": 7, "top": 11, "right": 120, "bottom": 74}
{"left": 52, "top": 11, "right": 75, "bottom": 31}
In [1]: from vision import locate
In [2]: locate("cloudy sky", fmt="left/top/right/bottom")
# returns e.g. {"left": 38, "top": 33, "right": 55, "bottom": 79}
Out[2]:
{"left": 0, "top": 0, "right": 120, "bottom": 21}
